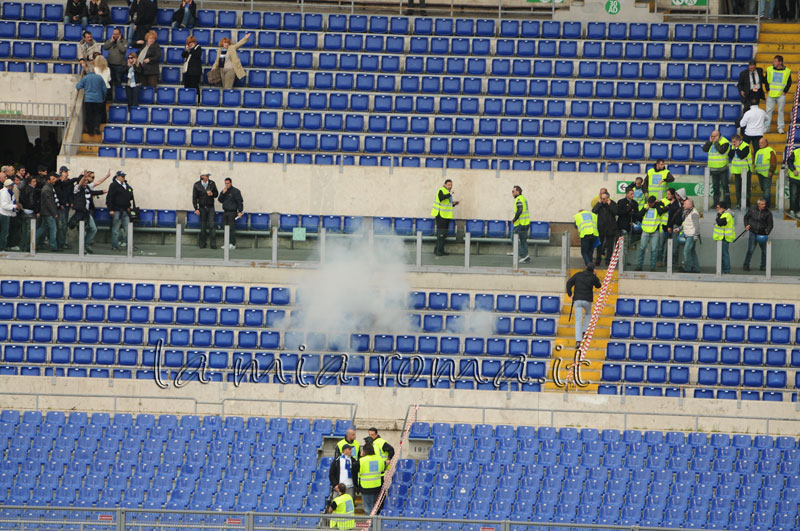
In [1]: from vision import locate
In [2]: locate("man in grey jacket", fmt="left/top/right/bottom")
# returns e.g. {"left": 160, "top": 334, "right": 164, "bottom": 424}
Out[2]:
{"left": 103, "top": 28, "right": 128, "bottom": 87}
{"left": 680, "top": 199, "right": 700, "bottom": 273}
{"left": 36, "top": 173, "right": 60, "bottom": 252}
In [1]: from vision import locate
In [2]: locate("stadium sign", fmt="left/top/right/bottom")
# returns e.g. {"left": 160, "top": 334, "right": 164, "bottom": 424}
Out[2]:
{"left": 670, "top": 0, "right": 708, "bottom": 5}
{"left": 604, "top": 0, "right": 621, "bottom": 14}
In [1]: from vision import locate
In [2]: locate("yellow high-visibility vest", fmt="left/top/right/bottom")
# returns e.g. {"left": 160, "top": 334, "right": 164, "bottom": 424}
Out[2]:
{"left": 766, "top": 66, "right": 791, "bottom": 98}
{"left": 329, "top": 494, "right": 355, "bottom": 530}
{"left": 431, "top": 187, "right": 453, "bottom": 218}
{"left": 359, "top": 455, "right": 384, "bottom": 489}
{"left": 729, "top": 145, "right": 753, "bottom": 176}
{"left": 641, "top": 207, "right": 660, "bottom": 234}
{"left": 754, "top": 147, "right": 776, "bottom": 177}
{"left": 787, "top": 148, "right": 800, "bottom": 180}
{"left": 513, "top": 195, "right": 530, "bottom": 227}
{"left": 646, "top": 167, "right": 670, "bottom": 199}
{"left": 707, "top": 137, "right": 729, "bottom": 169}
{"left": 712, "top": 211, "right": 735, "bottom": 243}
{"left": 573, "top": 210, "right": 598, "bottom": 238}
{"left": 336, "top": 439, "right": 359, "bottom": 460}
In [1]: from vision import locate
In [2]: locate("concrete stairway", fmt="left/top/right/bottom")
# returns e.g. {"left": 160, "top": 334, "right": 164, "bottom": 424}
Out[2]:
{"left": 546, "top": 267, "right": 618, "bottom": 393}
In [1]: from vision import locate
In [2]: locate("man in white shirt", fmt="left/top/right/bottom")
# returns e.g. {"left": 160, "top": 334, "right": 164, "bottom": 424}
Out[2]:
{"left": 739, "top": 96, "right": 767, "bottom": 154}
{"left": 0, "top": 179, "right": 18, "bottom": 252}
{"left": 328, "top": 444, "right": 358, "bottom": 500}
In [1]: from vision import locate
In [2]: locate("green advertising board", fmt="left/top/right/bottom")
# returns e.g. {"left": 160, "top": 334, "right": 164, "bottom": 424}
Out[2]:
{"left": 615, "top": 180, "right": 706, "bottom": 198}
{"left": 670, "top": 0, "right": 708, "bottom": 5}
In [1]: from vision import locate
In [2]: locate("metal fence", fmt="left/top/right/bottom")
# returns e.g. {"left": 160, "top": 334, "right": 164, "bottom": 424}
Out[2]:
{"left": 0, "top": 506, "right": 730, "bottom": 531}
{"left": 0, "top": 102, "right": 69, "bottom": 126}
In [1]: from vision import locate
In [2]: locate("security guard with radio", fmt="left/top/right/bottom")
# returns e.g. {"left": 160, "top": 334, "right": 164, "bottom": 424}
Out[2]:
{"left": 431, "top": 179, "right": 459, "bottom": 257}
{"left": 367, "top": 428, "right": 395, "bottom": 471}
{"left": 753, "top": 137, "right": 777, "bottom": 209}
{"left": 713, "top": 201, "right": 736, "bottom": 275}
{"left": 509, "top": 185, "right": 530, "bottom": 263}
{"left": 334, "top": 429, "right": 360, "bottom": 461}
{"left": 634, "top": 196, "right": 667, "bottom": 272}
{"left": 764, "top": 55, "right": 793, "bottom": 135}
{"left": 702, "top": 130, "right": 731, "bottom": 207}
{"left": 728, "top": 135, "right": 753, "bottom": 209}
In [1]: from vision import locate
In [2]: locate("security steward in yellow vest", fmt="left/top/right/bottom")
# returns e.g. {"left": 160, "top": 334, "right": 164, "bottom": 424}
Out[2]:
{"left": 358, "top": 444, "right": 385, "bottom": 516}
{"left": 787, "top": 147, "right": 800, "bottom": 218}
{"left": 431, "top": 179, "right": 459, "bottom": 257}
{"left": 327, "top": 483, "right": 355, "bottom": 530}
{"left": 367, "top": 428, "right": 395, "bottom": 473}
{"left": 634, "top": 196, "right": 667, "bottom": 272}
{"left": 765, "top": 55, "right": 792, "bottom": 134}
{"left": 702, "top": 131, "right": 731, "bottom": 206}
{"left": 753, "top": 137, "right": 777, "bottom": 209}
{"left": 643, "top": 159, "right": 674, "bottom": 201}
{"left": 334, "top": 429, "right": 359, "bottom": 461}
{"left": 510, "top": 185, "right": 531, "bottom": 263}
{"left": 728, "top": 135, "right": 753, "bottom": 208}
{"left": 573, "top": 209, "right": 599, "bottom": 268}
{"left": 713, "top": 201, "right": 736, "bottom": 275}
{"left": 626, "top": 177, "right": 647, "bottom": 210}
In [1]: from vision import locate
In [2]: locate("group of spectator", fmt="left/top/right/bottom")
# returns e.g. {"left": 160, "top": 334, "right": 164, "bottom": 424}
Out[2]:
{"left": 0, "top": 166, "right": 135, "bottom": 255}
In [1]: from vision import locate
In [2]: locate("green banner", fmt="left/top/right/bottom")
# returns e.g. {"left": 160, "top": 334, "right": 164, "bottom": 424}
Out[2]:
{"left": 615, "top": 181, "right": 706, "bottom": 198}
{"left": 670, "top": 0, "right": 708, "bottom": 5}
{"left": 526, "top": 0, "right": 565, "bottom": 3}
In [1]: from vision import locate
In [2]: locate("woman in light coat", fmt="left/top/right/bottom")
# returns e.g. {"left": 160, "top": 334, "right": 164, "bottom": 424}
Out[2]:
{"left": 210, "top": 33, "right": 251, "bottom": 89}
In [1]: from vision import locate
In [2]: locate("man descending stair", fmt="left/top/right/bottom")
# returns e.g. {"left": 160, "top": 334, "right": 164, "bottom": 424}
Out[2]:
{"left": 566, "top": 264, "right": 601, "bottom": 349}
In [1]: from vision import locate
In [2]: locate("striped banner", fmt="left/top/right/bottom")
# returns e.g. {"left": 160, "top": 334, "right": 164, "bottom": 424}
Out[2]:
{"left": 566, "top": 236, "right": 624, "bottom": 389}
{"left": 368, "top": 404, "right": 418, "bottom": 519}
{"left": 787, "top": 74, "right": 800, "bottom": 163}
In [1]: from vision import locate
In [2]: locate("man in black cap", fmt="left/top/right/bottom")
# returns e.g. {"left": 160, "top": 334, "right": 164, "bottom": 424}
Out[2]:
{"left": 328, "top": 443, "right": 358, "bottom": 500}
{"left": 192, "top": 171, "right": 218, "bottom": 249}
{"left": 106, "top": 170, "right": 134, "bottom": 251}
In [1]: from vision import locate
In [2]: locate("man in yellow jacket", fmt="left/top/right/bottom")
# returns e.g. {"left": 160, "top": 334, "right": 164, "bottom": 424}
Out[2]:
{"left": 713, "top": 201, "right": 735, "bottom": 275}
{"left": 431, "top": 179, "right": 459, "bottom": 256}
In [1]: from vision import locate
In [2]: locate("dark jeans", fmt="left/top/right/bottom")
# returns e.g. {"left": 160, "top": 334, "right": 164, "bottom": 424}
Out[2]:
{"left": 512, "top": 224, "right": 528, "bottom": 258}
{"left": 223, "top": 211, "right": 237, "bottom": 245}
{"left": 84, "top": 101, "right": 103, "bottom": 133}
{"left": 36, "top": 216, "right": 58, "bottom": 251}
{"left": 198, "top": 207, "right": 216, "bottom": 248}
{"left": 183, "top": 73, "right": 201, "bottom": 92}
{"left": 109, "top": 65, "right": 126, "bottom": 87}
{"left": 721, "top": 240, "right": 731, "bottom": 274}
{"left": 0, "top": 215, "right": 10, "bottom": 251}
{"left": 757, "top": 173, "right": 772, "bottom": 209}
{"left": 789, "top": 178, "right": 800, "bottom": 212}
{"left": 125, "top": 85, "right": 139, "bottom": 108}
{"left": 732, "top": 171, "right": 750, "bottom": 208}
{"left": 434, "top": 215, "right": 449, "bottom": 255}
{"left": 56, "top": 207, "right": 69, "bottom": 248}
{"left": 744, "top": 232, "right": 767, "bottom": 269}
{"left": 595, "top": 234, "right": 617, "bottom": 264}
{"left": 711, "top": 168, "right": 731, "bottom": 206}
{"left": 580, "top": 235, "right": 596, "bottom": 266}
{"left": 742, "top": 135, "right": 761, "bottom": 157}
{"left": 18, "top": 216, "right": 31, "bottom": 252}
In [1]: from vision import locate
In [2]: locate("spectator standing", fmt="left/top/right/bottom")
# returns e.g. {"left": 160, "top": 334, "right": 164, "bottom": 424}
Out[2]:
{"left": 64, "top": 0, "right": 88, "bottom": 27}
{"left": 93, "top": 55, "right": 111, "bottom": 121}
{"left": 326, "top": 483, "right": 355, "bottom": 531}
{"left": 135, "top": 30, "right": 161, "bottom": 88}
{"left": 358, "top": 444, "right": 385, "bottom": 515}
{"left": 659, "top": 189, "right": 682, "bottom": 267}
{"left": 192, "top": 172, "right": 218, "bottom": 249}
{"left": 181, "top": 36, "right": 203, "bottom": 93}
{"left": 590, "top": 187, "right": 608, "bottom": 208}
{"left": 625, "top": 177, "right": 647, "bottom": 210}
{"left": 702, "top": 131, "right": 731, "bottom": 206}
{"left": 680, "top": 199, "right": 701, "bottom": 273}
{"left": 88, "top": 0, "right": 110, "bottom": 25}
{"left": 509, "top": 185, "right": 531, "bottom": 263}
{"left": 106, "top": 171, "right": 133, "bottom": 251}
{"left": 14, "top": 173, "right": 37, "bottom": 253}
{"left": 218, "top": 178, "right": 243, "bottom": 250}
{"left": 591, "top": 192, "right": 618, "bottom": 266}
{"left": 36, "top": 173, "right": 60, "bottom": 252}
{"left": 573, "top": 208, "right": 599, "bottom": 267}
{"left": 171, "top": 0, "right": 197, "bottom": 28}
{"left": 0, "top": 179, "right": 16, "bottom": 252}
{"left": 334, "top": 429, "right": 360, "bottom": 460}
{"left": 103, "top": 28, "right": 128, "bottom": 88}
{"left": 129, "top": 0, "right": 156, "bottom": 43}
{"left": 124, "top": 53, "right": 142, "bottom": 108}
{"left": 54, "top": 166, "right": 76, "bottom": 250}
{"left": 739, "top": 96, "right": 767, "bottom": 150}
{"left": 210, "top": 34, "right": 253, "bottom": 90}
{"left": 77, "top": 30, "right": 102, "bottom": 67}
{"left": 328, "top": 445, "right": 358, "bottom": 500}
{"left": 787, "top": 146, "right": 800, "bottom": 218}
{"left": 765, "top": 55, "right": 793, "bottom": 134}
{"left": 713, "top": 201, "right": 735, "bottom": 274}
{"left": 753, "top": 137, "right": 777, "bottom": 209}
{"left": 743, "top": 199, "right": 773, "bottom": 271}
{"left": 634, "top": 196, "right": 667, "bottom": 272}
{"left": 71, "top": 170, "right": 106, "bottom": 254}
{"left": 431, "top": 179, "right": 458, "bottom": 257}
{"left": 615, "top": 188, "right": 639, "bottom": 262}
{"left": 566, "top": 264, "right": 601, "bottom": 349}
{"left": 737, "top": 60, "right": 766, "bottom": 112}
{"left": 642, "top": 159, "right": 675, "bottom": 201}
{"left": 367, "top": 428, "right": 395, "bottom": 469}
{"left": 728, "top": 135, "right": 753, "bottom": 209}
{"left": 76, "top": 69, "right": 107, "bottom": 135}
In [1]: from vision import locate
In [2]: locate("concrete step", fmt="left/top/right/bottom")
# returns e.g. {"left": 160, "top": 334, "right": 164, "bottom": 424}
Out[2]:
{"left": 557, "top": 325, "right": 609, "bottom": 338}
{"left": 558, "top": 306, "right": 615, "bottom": 320}
{"left": 759, "top": 22, "right": 800, "bottom": 33}
{"left": 758, "top": 42, "right": 800, "bottom": 53}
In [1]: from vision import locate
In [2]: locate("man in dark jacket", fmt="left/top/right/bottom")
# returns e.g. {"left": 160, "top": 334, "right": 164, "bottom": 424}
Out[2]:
{"left": 171, "top": 0, "right": 197, "bottom": 28}
{"left": 64, "top": 0, "right": 88, "bottom": 27}
{"left": 192, "top": 172, "right": 218, "bottom": 249}
{"left": 329, "top": 444, "right": 359, "bottom": 500}
{"left": 591, "top": 191, "right": 618, "bottom": 266}
{"left": 103, "top": 28, "right": 128, "bottom": 87}
{"left": 737, "top": 60, "right": 766, "bottom": 111}
{"left": 54, "top": 166, "right": 77, "bottom": 250}
{"left": 129, "top": 0, "right": 156, "bottom": 42}
{"left": 71, "top": 171, "right": 106, "bottom": 254}
{"left": 743, "top": 198, "right": 773, "bottom": 271}
{"left": 36, "top": 173, "right": 60, "bottom": 252}
{"left": 566, "top": 264, "right": 601, "bottom": 348}
{"left": 106, "top": 171, "right": 133, "bottom": 251}
{"left": 218, "top": 177, "right": 243, "bottom": 249}
{"left": 660, "top": 188, "right": 683, "bottom": 267}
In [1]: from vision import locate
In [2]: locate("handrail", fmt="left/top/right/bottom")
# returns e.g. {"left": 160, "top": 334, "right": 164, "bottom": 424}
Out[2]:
{"left": 0, "top": 391, "right": 199, "bottom": 415}
{"left": 0, "top": 102, "right": 69, "bottom": 126}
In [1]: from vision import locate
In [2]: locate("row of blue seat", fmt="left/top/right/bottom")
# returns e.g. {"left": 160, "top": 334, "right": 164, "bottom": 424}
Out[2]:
{"left": 599, "top": 386, "right": 794, "bottom": 403}
{"left": 609, "top": 320, "right": 799, "bottom": 345}
{"left": 617, "top": 299, "right": 797, "bottom": 322}
{"left": 602, "top": 363, "right": 794, "bottom": 388}
{"left": 607, "top": 342, "right": 800, "bottom": 367}
{"left": 95, "top": 147, "right": 705, "bottom": 174}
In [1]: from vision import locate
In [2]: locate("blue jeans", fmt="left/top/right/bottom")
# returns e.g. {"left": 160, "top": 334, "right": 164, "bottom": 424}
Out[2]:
{"left": 36, "top": 216, "right": 58, "bottom": 251}
{"left": 83, "top": 215, "right": 98, "bottom": 248}
{"left": 683, "top": 236, "right": 700, "bottom": 273}
{"left": 789, "top": 179, "right": 800, "bottom": 213}
{"left": 635, "top": 231, "right": 659, "bottom": 270}
{"left": 574, "top": 300, "right": 592, "bottom": 343}
{"left": 111, "top": 211, "right": 129, "bottom": 249}
{"left": 744, "top": 232, "right": 767, "bottom": 269}
{"left": 757, "top": 173, "right": 772, "bottom": 209}
{"left": 64, "top": 15, "right": 88, "bottom": 27}
{"left": 721, "top": 240, "right": 731, "bottom": 273}
{"left": 361, "top": 492, "right": 378, "bottom": 515}
{"left": 512, "top": 225, "right": 528, "bottom": 258}
{"left": 172, "top": 10, "right": 195, "bottom": 27}
{"left": 56, "top": 207, "right": 69, "bottom": 248}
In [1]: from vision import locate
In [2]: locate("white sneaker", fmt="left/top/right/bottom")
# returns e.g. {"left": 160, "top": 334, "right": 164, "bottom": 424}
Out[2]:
{"left": 229, "top": 243, "right": 236, "bottom": 250}
{"left": 520, "top": 255, "right": 531, "bottom": 263}
{"left": 778, "top": 128, "right": 785, "bottom": 134}
{"left": 506, "top": 252, "right": 514, "bottom": 256}
{"left": 9, "top": 246, "right": 19, "bottom": 251}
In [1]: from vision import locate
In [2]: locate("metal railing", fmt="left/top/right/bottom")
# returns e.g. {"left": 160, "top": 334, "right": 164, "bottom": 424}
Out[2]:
{"left": 0, "top": 102, "right": 69, "bottom": 126}
{"left": 0, "top": 506, "right": 732, "bottom": 531}
{"left": 405, "top": 402, "right": 800, "bottom": 435}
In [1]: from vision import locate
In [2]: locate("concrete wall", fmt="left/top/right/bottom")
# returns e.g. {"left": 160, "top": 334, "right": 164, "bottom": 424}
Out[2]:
{"left": 0, "top": 72, "right": 78, "bottom": 105}
{"left": 58, "top": 155, "right": 702, "bottom": 224}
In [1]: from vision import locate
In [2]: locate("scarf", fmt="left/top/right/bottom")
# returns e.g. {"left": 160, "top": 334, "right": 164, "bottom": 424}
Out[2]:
{"left": 137, "top": 44, "right": 150, "bottom": 67}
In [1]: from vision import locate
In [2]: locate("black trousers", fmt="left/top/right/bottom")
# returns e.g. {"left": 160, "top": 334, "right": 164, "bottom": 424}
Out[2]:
{"left": 183, "top": 73, "right": 201, "bottom": 92}
{"left": 84, "top": 101, "right": 103, "bottom": 133}
{"left": 198, "top": 206, "right": 215, "bottom": 248}
{"left": 596, "top": 234, "right": 617, "bottom": 264}
{"left": 434, "top": 215, "right": 450, "bottom": 255}
{"left": 223, "top": 211, "right": 237, "bottom": 245}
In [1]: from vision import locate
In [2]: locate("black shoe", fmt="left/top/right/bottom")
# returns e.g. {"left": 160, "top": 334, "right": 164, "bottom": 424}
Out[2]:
{"left": 743, "top": 265, "right": 750, "bottom": 271}
{"left": 199, "top": 244, "right": 206, "bottom": 249}
{"left": 111, "top": 246, "right": 120, "bottom": 251}
{"left": 441, "top": 251, "right": 450, "bottom": 256}
{"left": 85, "top": 247, "right": 94, "bottom": 254}
{"left": 759, "top": 266, "right": 766, "bottom": 271}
